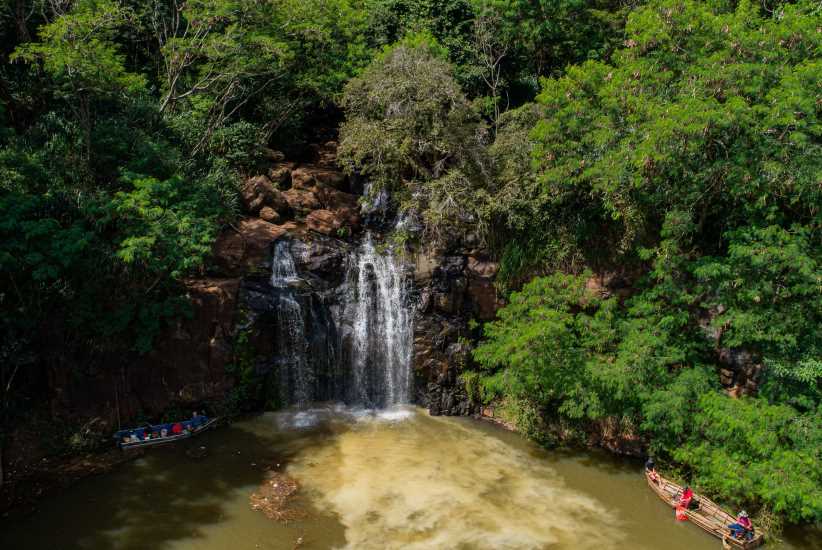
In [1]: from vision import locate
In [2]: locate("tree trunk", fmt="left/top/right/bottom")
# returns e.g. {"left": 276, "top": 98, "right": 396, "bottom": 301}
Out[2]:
{"left": 15, "top": 0, "right": 31, "bottom": 43}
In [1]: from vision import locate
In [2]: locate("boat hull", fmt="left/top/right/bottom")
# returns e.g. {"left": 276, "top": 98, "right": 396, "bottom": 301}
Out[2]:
{"left": 118, "top": 418, "right": 220, "bottom": 450}
{"left": 645, "top": 472, "right": 764, "bottom": 549}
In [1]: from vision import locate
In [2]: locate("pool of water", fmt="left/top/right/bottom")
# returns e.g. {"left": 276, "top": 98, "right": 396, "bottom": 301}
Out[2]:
{"left": 1, "top": 406, "right": 817, "bottom": 549}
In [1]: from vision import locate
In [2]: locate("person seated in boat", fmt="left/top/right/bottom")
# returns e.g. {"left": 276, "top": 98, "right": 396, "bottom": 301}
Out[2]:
{"left": 728, "top": 511, "right": 754, "bottom": 540}
{"left": 678, "top": 485, "right": 694, "bottom": 509}
{"left": 160, "top": 427, "right": 168, "bottom": 438}
{"left": 171, "top": 422, "right": 183, "bottom": 435}
{"left": 645, "top": 458, "right": 660, "bottom": 483}
{"left": 192, "top": 411, "right": 201, "bottom": 428}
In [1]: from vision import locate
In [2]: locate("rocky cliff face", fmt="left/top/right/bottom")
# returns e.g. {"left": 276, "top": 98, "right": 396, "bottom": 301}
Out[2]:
{"left": 215, "top": 143, "right": 510, "bottom": 417}
{"left": 41, "top": 142, "right": 502, "bottom": 432}
{"left": 410, "top": 246, "right": 501, "bottom": 416}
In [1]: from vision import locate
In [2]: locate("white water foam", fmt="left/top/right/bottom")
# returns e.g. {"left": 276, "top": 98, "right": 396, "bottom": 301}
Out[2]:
{"left": 346, "top": 233, "right": 413, "bottom": 407}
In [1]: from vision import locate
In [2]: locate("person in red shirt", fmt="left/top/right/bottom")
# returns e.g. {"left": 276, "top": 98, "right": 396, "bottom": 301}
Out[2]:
{"left": 171, "top": 422, "right": 183, "bottom": 435}
{"left": 678, "top": 486, "right": 694, "bottom": 509}
{"left": 728, "top": 511, "right": 754, "bottom": 540}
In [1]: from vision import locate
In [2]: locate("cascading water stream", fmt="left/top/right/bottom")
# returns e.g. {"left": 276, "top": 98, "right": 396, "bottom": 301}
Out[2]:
{"left": 270, "top": 240, "right": 312, "bottom": 406}
{"left": 347, "top": 233, "right": 413, "bottom": 407}
{"left": 267, "top": 234, "right": 412, "bottom": 409}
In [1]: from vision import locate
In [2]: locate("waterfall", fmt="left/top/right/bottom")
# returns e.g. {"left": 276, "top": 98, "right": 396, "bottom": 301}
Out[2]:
{"left": 347, "top": 233, "right": 413, "bottom": 407}
{"left": 270, "top": 240, "right": 312, "bottom": 406}
{"left": 265, "top": 235, "right": 412, "bottom": 409}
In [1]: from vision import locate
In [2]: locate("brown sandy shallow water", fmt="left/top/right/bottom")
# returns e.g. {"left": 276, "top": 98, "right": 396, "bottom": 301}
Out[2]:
{"left": 1, "top": 405, "right": 818, "bottom": 550}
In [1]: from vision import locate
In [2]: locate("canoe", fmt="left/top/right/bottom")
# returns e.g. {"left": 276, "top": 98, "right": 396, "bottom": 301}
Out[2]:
{"left": 114, "top": 417, "right": 220, "bottom": 450}
{"left": 645, "top": 471, "right": 764, "bottom": 549}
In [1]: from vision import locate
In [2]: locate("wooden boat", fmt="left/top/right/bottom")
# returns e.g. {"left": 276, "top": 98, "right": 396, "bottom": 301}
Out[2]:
{"left": 114, "top": 417, "right": 220, "bottom": 450}
{"left": 645, "top": 471, "right": 764, "bottom": 549}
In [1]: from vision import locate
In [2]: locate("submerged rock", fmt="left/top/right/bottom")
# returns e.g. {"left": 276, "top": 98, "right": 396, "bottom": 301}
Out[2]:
{"left": 250, "top": 467, "right": 304, "bottom": 522}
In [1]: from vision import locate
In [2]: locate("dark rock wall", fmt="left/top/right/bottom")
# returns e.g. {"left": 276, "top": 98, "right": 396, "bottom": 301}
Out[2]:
{"left": 240, "top": 235, "right": 352, "bottom": 406}
{"left": 410, "top": 246, "right": 502, "bottom": 416}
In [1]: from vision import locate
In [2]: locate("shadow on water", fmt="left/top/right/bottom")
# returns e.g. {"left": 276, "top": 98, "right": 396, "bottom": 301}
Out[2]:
{"left": 0, "top": 418, "right": 344, "bottom": 550}
{"left": 782, "top": 523, "right": 822, "bottom": 550}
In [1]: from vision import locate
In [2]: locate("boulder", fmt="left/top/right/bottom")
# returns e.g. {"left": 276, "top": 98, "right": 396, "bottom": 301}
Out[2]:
{"left": 261, "top": 148, "right": 286, "bottom": 162}
{"left": 211, "top": 218, "right": 291, "bottom": 274}
{"left": 283, "top": 188, "right": 321, "bottom": 214}
{"left": 466, "top": 256, "right": 498, "bottom": 279}
{"left": 467, "top": 278, "right": 499, "bottom": 320}
{"left": 321, "top": 206, "right": 360, "bottom": 232}
{"left": 267, "top": 164, "right": 293, "bottom": 188}
{"left": 241, "top": 175, "right": 289, "bottom": 215}
{"left": 292, "top": 165, "right": 347, "bottom": 191}
{"left": 315, "top": 185, "right": 358, "bottom": 211}
{"left": 290, "top": 237, "right": 348, "bottom": 283}
{"left": 311, "top": 168, "right": 347, "bottom": 189}
{"left": 212, "top": 229, "right": 246, "bottom": 276}
{"left": 259, "top": 207, "right": 281, "bottom": 224}
{"left": 290, "top": 167, "right": 316, "bottom": 190}
{"left": 315, "top": 141, "right": 339, "bottom": 167}
{"left": 239, "top": 219, "right": 288, "bottom": 264}
{"left": 306, "top": 209, "right": 343, "bottom": 235}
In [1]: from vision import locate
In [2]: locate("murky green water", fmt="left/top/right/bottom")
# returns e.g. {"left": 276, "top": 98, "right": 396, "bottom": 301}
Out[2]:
{"left": 1, "top": 406, "right": 817, "bottom": 550}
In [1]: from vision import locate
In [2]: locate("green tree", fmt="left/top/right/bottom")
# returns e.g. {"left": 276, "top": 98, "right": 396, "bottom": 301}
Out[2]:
{"left": 492, "top": 0, "right": 820, "bottom": 275}
{"left": 157, "top": 0, "right": 368, "bottom": 155}
{"left": 12, "top": 0, "right": 146, "bottom": 162}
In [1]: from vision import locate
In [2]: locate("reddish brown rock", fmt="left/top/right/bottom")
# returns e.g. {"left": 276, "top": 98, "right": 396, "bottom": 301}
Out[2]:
{"left": 290, "top": 167, "right": 316, "bottom": 190}
{"left": 212, "top": 229, "right": 246, "bottom": 275}
{"left": 283, "top": 188, "right": 321, "bottom": 213}
{"left": 310, "top": 167, "right": 347, "bottom": 189}
{"left": 292, "top": 165, "right": 347, "bottom": 190}
{"left": 261, "top": 148, "right": 286, "bottom": 162}
{"left": 334, "top": 207, "right": 361, "bottom": 230}
{"left": 259, "top": 206, "right": 281, "bottom": 224}
{"left": 306, "top": 209, "right": 343, "bottom": 235}
{"left": 47, "top": 277, "right": 241, "bottom": 428}
{"left": 315, "top": 141, "right": 339, "bottom": 167}
{"left": 133, "top": 277, "right": 240, "bottom": 411}
{"left": 466, "top": 256, "right": 499, "bottom": 279}
{"left": 267, "top": 164, "right": 293, "bottom": 188}
{"left": 467, "top": 278, "right": 499, "bottom": 320}
{"left": 238, "top": 218, "right": 288, "bottom": 267}
{"left": 240, "top": 175, "right": 289, "bottom": 215}
{"left": 315, "top": 185, "right": 358, "bottom": 210}
{"left": 212, "top": 218, "right": 289, "bottom": 276}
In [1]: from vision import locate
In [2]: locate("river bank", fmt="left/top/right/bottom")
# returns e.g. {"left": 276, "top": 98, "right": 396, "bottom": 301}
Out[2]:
{"left": 0, "top": 446, "right": 142, "bottom": 518}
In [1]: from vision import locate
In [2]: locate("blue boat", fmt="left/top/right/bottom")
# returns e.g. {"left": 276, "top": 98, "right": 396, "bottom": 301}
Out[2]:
{"left": 113, "top": 415, "right": 219, "bottom": 450}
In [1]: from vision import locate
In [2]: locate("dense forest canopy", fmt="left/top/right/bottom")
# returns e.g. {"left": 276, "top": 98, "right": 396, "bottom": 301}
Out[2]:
{"left": 1, "top": 0, "right": 819, "bottom": 525}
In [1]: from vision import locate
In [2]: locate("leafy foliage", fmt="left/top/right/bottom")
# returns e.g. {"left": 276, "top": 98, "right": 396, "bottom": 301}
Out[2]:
{"left": 338, "top": 34, "right": 491, "bottom": 242}
{"left": 339, "top": 35, "right": 479, "bottom": 186}
{"left": 473, "top": 272, "right": 822, "bottom": 522}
